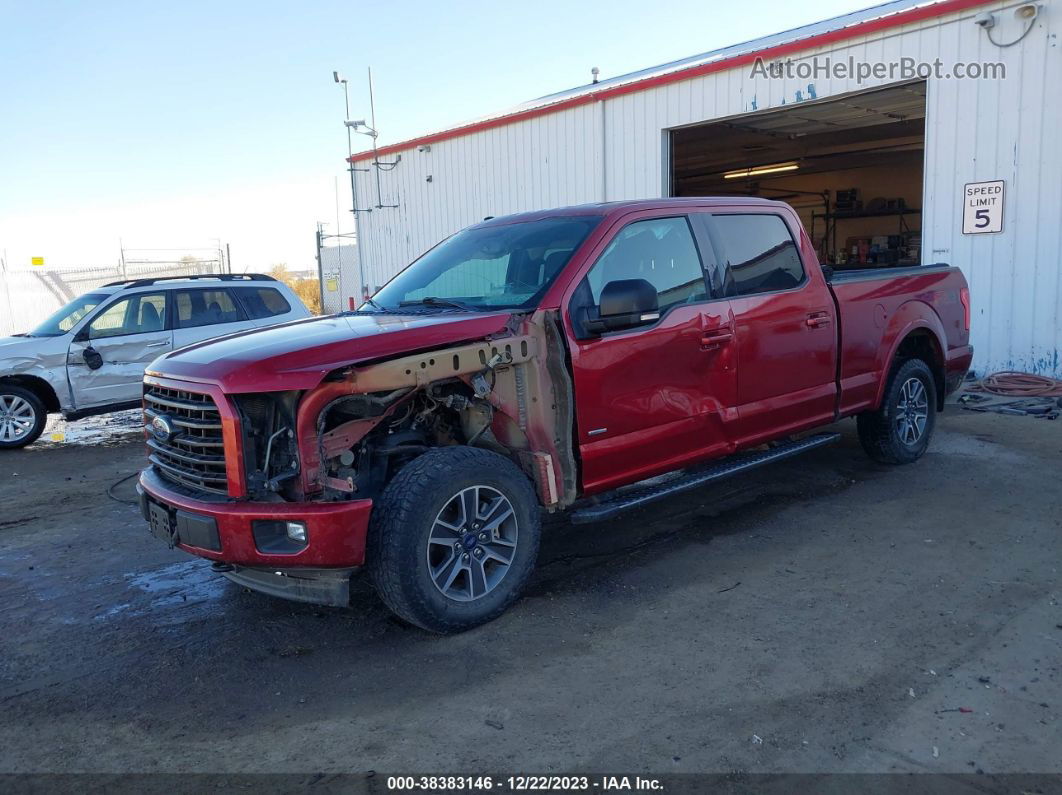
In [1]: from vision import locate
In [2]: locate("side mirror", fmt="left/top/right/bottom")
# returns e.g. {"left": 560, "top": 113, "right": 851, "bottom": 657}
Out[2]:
{"left": 82, "top": 346, "right": 103, "bottom": 370}
{"left": 582, "top": 279, "right": 660, "bottom": 335}
{"left": 820, "top": 264, "right": 835, "bottom": 282}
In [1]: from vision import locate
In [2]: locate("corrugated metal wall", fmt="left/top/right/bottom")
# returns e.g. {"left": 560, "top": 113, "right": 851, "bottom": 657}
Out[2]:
{"left": 353, "top": 0, "right": 1062, "bottom": 376}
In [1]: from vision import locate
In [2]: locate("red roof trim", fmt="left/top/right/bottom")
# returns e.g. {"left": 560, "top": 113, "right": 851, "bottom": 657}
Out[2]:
{"left": 350, "top": 0, "right": 992, "bottom": 163}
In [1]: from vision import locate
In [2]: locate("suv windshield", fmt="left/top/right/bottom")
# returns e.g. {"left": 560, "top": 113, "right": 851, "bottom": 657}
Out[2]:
{"left": 27, "top": 292, "right": 110, "bottom": 337}
{"left": 371, "top": 216, "right": 602, "bottom": 311}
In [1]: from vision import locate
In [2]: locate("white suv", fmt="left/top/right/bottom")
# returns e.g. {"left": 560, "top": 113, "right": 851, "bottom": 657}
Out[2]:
{"left": 0, "top": 274, "right": 310, "bottom": 449}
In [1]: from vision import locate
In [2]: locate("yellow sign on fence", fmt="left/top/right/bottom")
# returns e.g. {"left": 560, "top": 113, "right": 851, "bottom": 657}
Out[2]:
{"left": 31, "top": 256, "right": 44, "bottom": 266}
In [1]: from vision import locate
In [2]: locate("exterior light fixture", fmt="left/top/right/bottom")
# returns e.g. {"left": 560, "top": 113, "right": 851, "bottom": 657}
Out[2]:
{"left": 286, "top": 522, "right": 307, "bottom": 543}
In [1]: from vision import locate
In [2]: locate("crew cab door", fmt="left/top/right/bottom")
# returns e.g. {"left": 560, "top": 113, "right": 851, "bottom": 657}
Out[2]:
{"left": 700, "top": 210, "right": 837, "bottom": 446}
{"left": 564, "top": 212, "right": 737, "bottom": 494}
{"left": 67, "top": 291, "right": 172, "bottom": 408}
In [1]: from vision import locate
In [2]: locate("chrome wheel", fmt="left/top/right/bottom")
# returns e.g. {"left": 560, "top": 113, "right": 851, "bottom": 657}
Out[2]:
{"left": 426, "top": 485, "right": 519, "bottom": 602}
{"left": 895, "top": 377, "right": 929, "bottom": 445}
{"left": 0, "top": 394, "right": 37, "bottom": 443}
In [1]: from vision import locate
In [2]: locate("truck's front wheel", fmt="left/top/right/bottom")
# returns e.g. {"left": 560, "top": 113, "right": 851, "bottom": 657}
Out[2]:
{"left": 366, "top": 447, "right": 541, "bottom": 633}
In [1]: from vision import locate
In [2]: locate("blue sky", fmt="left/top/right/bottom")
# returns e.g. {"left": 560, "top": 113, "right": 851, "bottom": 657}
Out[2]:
{"left": 0, "top": 0, "right": 872, "bottom": 270}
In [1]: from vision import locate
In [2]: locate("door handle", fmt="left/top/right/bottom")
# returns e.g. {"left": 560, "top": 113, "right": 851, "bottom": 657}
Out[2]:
{"left": 701, "top": 329, "right": 734, "bottom": 350}
{"left": 145, "top": 341, "right": 169, "bottom": 347}
{"left": 805, "top": 312, "right": 832, "bottom": 328}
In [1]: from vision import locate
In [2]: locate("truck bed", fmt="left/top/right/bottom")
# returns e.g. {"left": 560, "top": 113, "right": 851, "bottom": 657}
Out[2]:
{"left": 828, "top": 263, "right": 968, "bottom": 416}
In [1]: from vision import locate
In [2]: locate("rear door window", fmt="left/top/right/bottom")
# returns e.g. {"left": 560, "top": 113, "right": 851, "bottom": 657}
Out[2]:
{"left": 238, "top": 287, "right": 292, "bottom": 319}
{"left": 174, "top": 289, "right": 246, "bottom": 329}
{"left": 709, "top": 214, "right": 805, "bottom": 297}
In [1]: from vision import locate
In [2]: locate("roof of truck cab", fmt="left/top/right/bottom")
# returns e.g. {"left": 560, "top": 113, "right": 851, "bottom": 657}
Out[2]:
{"left": 473, "top": 197, "right": 789, "bottom": 228}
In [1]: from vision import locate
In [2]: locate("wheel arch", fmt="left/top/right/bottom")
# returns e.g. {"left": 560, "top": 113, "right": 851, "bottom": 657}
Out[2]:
{"left": 874, "top": 303, "right": 948, "bottom": 412}
{"left": 0, "top": 374, "right": 60, "bottom": 413}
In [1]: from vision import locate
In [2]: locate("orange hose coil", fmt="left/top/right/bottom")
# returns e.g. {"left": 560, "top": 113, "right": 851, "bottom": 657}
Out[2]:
{"left": 968, "top": 371, "right": 1062, "bottom": 397}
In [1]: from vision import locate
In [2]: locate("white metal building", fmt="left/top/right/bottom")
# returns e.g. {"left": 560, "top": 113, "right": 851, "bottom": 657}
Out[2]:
{"left": 350, "top": 0, "right": 1061, "bottom": 376}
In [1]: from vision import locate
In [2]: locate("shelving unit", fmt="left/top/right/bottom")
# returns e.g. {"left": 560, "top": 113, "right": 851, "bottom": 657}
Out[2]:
{"left": 811, "top": 208, "right": 921, "bottom": 264}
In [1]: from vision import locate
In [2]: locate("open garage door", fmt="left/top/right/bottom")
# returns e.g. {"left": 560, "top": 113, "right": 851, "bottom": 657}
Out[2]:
{"left": 671, "top": 82, "right": 926, "bottom": 268}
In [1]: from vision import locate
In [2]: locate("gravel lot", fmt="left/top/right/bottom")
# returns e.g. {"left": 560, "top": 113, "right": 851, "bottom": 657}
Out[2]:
{"left": 0, "top": 407, "right": 1059, "bottom": 778}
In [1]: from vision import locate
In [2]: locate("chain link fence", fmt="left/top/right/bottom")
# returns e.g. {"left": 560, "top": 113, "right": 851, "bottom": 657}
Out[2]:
{"left": 318, "top": 244, "right": 360, "bottom": 314}
{"left": 0, "top": 260, "right": 223, "bottom": 337}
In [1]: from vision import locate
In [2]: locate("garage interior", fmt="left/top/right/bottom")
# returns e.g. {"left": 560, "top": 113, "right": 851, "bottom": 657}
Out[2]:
{"left": 671, "top": 81, "right": 926, "bottom": 268}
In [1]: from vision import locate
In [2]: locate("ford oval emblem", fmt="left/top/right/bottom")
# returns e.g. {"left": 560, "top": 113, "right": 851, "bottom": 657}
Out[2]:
{"left": 151, "top": 414, "right": 176, "bottom": 443}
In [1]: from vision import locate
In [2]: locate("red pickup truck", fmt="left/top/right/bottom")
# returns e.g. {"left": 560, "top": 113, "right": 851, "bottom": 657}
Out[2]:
{"left": 138, "top": 198, "right": 972, "bottom": 632}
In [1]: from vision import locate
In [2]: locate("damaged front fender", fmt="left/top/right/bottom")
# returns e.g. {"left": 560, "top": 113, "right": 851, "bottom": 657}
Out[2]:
{"left": 296, "top": 311, "right": 578, "bottom": 509}
{"left": 0, "top": 335, "right": 70, "bottom": 412}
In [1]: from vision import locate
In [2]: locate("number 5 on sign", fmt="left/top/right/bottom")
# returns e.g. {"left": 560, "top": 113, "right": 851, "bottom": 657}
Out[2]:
{"left": 962, "top": 180, "right": 1004, "bottom": 234}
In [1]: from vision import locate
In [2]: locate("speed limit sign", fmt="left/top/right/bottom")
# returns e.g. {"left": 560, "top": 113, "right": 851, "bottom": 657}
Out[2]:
{"left": 962, "top": 180, "right": 1004, "bottom": 234}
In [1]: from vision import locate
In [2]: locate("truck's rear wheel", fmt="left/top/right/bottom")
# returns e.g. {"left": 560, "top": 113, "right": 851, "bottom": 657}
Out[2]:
{"left": 857, "top": 357, "right": 937, "bottom": 464}
{"left": 366, "top": 447, "right": 541, "bottom": 633}
{"left": 0, "top": 386, "right": 47, "bottom": 450}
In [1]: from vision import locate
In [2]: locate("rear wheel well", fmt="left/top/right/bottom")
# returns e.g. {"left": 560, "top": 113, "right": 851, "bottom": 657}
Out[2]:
{"left": 0, "top": 375, "right": 60, "bottom": 413}
{"left": 895, "top": 331, "right": 945, "bottom": 410}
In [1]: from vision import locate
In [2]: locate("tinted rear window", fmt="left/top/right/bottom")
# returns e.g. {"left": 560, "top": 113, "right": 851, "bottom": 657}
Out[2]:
{"left": 711, "top": 214, "right": 805, "bottom": 297}
{"left": 239, "top": 287, "right": 291, "bottom": 319}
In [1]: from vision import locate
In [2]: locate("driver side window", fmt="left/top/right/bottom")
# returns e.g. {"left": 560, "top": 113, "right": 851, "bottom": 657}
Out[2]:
{"left": 585, "top": 216, "right": 706, "bottom": 312}
{"left": 88, "top": 293, "right": 167, "bottom": 339}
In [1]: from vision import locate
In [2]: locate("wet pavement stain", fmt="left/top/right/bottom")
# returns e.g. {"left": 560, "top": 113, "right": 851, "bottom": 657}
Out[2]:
{"left": 37, "top": 409, "right": 142, "bottom": 448}
{"left": 93, "top": 560, "right": 231, "bottom": 624}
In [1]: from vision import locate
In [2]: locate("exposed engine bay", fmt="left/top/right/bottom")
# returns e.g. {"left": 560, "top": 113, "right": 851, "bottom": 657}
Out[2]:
{"left": 237, "top": 310, "right": 578, "bottom": 510}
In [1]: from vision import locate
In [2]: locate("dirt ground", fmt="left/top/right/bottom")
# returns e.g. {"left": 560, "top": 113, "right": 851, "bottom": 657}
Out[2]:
{"left": 0, "top": 407, "right": 1059, "bottom": 777}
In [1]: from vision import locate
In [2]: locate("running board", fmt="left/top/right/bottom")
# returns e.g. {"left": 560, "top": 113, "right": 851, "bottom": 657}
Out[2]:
{"left": 569, "top": 432, "right": 841, "bottom": 525}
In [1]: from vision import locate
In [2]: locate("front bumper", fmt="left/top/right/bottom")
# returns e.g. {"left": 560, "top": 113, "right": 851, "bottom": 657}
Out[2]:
{"left": 217, "top": 563, "right": 356, "bottom": 607}
{"left": 137, "top": 467, "right": 373, "bottom": 568}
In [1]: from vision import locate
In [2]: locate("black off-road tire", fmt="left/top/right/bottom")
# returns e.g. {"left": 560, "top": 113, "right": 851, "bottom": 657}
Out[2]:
{"left": 0, "top": 386, "right": 47, "bottom": 450}
{"left": 366, "top": 446, "right": 541, "bottom": 633}
{"left": 857, "top": 357, "right": 937, "bottom": 465}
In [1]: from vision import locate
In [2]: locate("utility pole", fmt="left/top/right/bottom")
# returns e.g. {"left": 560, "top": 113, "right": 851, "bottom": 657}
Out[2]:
{"left": 315, "top": 223, "right": 325, "bottom": 310}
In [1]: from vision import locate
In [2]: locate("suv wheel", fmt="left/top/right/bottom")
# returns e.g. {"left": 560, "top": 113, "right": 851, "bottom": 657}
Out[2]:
{"left": 367, "top": 447, "right": 541, "bottom": 633}
{"left": 0, "top": 386, "right": 47, "bottom": 450}
{"left": 857, "top": 358, "right": 937, "bottom": 464}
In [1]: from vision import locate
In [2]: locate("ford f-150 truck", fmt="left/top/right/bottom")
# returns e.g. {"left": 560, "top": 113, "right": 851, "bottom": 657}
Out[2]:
{"left": 137, "top": 198, "right": 972, "bottom": 633}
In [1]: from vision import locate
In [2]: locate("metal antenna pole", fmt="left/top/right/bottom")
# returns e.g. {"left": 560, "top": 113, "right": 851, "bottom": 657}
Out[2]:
{"left": 368, "top": 67, "right": 385, "bottom": 210}
{"left": 338, "top": 72, "right": 367, "bottom": 302}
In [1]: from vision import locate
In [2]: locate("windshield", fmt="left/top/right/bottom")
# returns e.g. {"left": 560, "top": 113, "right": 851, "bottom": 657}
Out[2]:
{"left": 371, "top": 216, "right": 602, "bottom": 311}
{"left": 27, "top": 292, "right": 110, "bottom": 337}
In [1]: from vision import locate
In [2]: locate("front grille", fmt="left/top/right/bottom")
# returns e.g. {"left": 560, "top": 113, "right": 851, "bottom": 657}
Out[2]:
{"left": 144, "top": 385, "right": 230, "bottom": 496}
